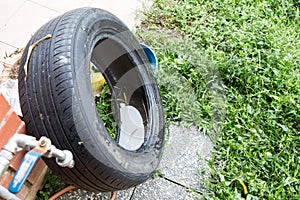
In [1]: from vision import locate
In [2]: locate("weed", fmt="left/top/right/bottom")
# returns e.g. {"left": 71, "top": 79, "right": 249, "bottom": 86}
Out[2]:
{"left": 35, "top": 170, "right": 66, "bottom": 200}
{"left": 140, "top": 0, "right": 300, "bottom": 199}
{"left": 95, "top": 83, "right": 117, "bottom": 139}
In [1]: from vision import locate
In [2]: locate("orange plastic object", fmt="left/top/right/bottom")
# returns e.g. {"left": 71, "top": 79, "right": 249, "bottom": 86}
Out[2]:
{"left": 0, "top": 93, "right": 48, "bottom": 200}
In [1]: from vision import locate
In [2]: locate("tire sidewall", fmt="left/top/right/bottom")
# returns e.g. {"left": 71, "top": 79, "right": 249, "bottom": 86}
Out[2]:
{"left": 69, "top": 9, "right": 165, "bottom": 175}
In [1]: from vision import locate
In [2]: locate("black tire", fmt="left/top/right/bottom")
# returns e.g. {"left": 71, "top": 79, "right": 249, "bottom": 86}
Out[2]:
{"left": 18, "top": 7, "right": 165, "bottom": 192}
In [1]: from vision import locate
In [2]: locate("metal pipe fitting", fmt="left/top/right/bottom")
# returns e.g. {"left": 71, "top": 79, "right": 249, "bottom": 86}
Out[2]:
{"left": 0, "top": 185, "right": 20, "bottom": 200}
{"left": 2, "top": 133, "right": 37, "bottom": 154}
{"left": 0, "top": 133, "right": 75, "bottom": 198}
{"left": 0, "top": 149, "right": 14, "bottom": 178}
{"left": 43, "top": 145, "right": 65, "bottom": 160}
{"left": 56, "top": 150, "right": 74, "bottom": 168}
{"left": 43, "top": 146, "right": 74, "bottom": 168}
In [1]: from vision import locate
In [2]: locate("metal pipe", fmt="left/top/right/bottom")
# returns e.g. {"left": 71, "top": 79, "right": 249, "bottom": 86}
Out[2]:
{"left": 0, "top": 185, "right": 20, "bottom": 200}
{"left": 0, "top": 149, "right": 14, "bottom": 178}
{"left": 0, "top": 133, "right": 37, "bottom": 178}
{"left": 43, "top": 145, "right": 66, "bottom": 160}
{"left": 2, "top": 133, "right": 37, "bottom": 153}
{"left": 0, "top": 157, "right": 10, "bottom": 178}
{"left": 0, "top": 133, "right": 74, "bottom": 198}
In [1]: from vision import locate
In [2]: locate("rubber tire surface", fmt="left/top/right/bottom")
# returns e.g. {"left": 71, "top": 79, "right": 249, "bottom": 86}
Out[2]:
{"left": 18, "top": 7, "right": 165, "bottom": 192}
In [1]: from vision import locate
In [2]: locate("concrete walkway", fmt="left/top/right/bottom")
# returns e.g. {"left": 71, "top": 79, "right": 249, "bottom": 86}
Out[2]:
{"left": 0, "top": 0, "right": 151, "bottom": 66}
{"left": 0, "top": 1, "right": 214, "bottom": 199}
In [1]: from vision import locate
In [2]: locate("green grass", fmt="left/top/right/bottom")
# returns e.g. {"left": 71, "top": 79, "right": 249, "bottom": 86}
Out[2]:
{"left": 95, "top": 83, "right": 117, "bottom": 139}
{"left": 35, "top": 170, "right": 66, "bottom": 200}
{"left": 138, "top": 0, "right": 300, "bottom": 199}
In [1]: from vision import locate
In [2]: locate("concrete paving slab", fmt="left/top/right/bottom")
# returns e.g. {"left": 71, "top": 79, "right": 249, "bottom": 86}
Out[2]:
{"left": 0, "top": 0, "right": 59, "bottom": 48}
{"left": 0, "top": 0, "right": 151, "bottom": 65}
{"left": 89, "top": 0, "right": 152, "bottom": 30}
{"left": 0, "top": 42, "right": 17, "bottom": 62}
{"left": 57, "top": 188, "right": 134, "bottom": 200}
{"left": 159, "top": 124, "right": 214, "bottom": 191}
{"left": 131, "top": 178, "right": 195, "bottom": 200}
{"left": 0, "top": 0, "right": 27, "bottom": 30}
{"left": 29, "top": 0, "right": 94, "bottom": 13}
